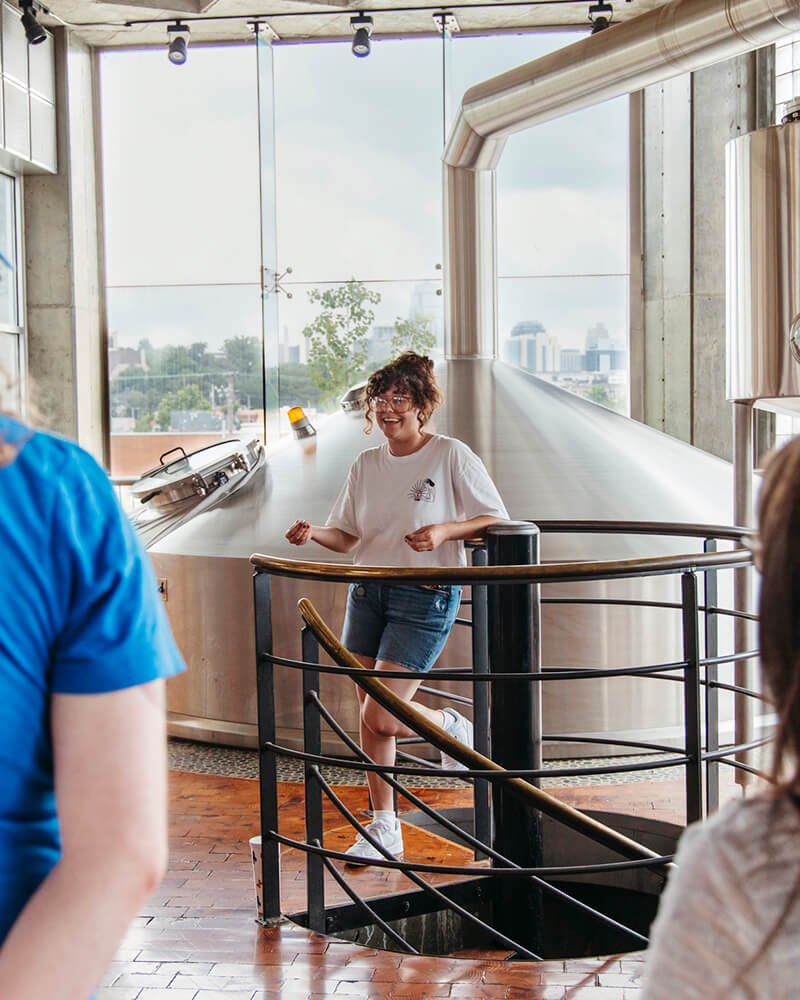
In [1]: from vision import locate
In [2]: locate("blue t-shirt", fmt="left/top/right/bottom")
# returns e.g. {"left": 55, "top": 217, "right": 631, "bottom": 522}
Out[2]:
{"left": 0, "top": 416, "right": 185, "bottom": 944}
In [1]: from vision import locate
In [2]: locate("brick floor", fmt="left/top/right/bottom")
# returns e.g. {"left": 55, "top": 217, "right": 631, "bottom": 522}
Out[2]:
{"left": 96, "top": 768, "right": 743, "bottom": 999}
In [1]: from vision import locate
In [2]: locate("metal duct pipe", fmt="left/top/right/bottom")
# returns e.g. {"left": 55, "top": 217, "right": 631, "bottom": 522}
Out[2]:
{"left": 443, "top": 0, "right": 800, "bottom": 358}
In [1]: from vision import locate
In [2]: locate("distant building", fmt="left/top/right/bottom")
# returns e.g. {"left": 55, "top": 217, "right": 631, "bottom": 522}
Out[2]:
{"left": 584, "top": 323, "right": 627, "bottom": 372}
{"left": 108, "top": 331, "right": 148, "bottom": 379}
{"left": 279, "top": 342, "right": 301, "bottom": 364}
{"left": 504, "top": 321, "right": 559, "bottom": 373}
{"left": 559, "top": 348, "right": 584, "bottom": 372}
{"left": 368, "top": 325, "right": 395, "bottom": 364}
{"left": 510, "top": 321, "right": 545, "bottom": 339}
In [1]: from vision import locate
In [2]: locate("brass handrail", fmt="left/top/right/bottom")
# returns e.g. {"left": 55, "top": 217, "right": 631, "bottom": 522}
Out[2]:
{"left": 252, "top": 547, "right": 751, "bottom": 585}
{"left": 297, "top": 597, "right": 670, "bottom": 872}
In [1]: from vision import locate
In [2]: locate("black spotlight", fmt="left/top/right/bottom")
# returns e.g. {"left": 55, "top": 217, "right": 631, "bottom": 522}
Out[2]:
{"left": 588, "top": 1, "right": 613, "bottom": 33}
{"left": 19, "top": 1, "right": 47, "bottom": 45}
{"left": 167, "top": 22, "right": 190, "bottom": 65}
{"left": 350, "top": 13, "right": 373, "bottom": 58}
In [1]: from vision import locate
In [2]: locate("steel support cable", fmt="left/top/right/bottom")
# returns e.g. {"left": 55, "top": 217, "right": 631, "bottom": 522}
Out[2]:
{"left": 311, "top": 762, "right": 650, "bottom": 950}
{"left": 297, "top": 597, "right": 669, "bottom": 871}
{"left": 703, "top": 649, "right": 762, "bottom": 666}
{"left": 311, "top": 838, "right": 419, "bottom": 955}
{"left": 308, "top": 688, "right": 667, "bottom": 880}
{"left": 262, "top": 650, "right": 688, "bottom": 683}
{"left": 265, "top": 740, "right": 691, "bottom": 782}
{"left": 268, "top": 829, "right": 674, "bottom": 879}
{"left": 717, "top": 758, "right": 771, "bottom": 779}
{"left": 703, "top": 736, "right": 772, "bottom": 763}
{"left": 302, "top": 695, "right": 655, "bottom": 945}
{"left": 707, "top": 679, "right": 769, "bottom": 700}
{"left": 309, "top": 765, "right": 544, "bottom": 961}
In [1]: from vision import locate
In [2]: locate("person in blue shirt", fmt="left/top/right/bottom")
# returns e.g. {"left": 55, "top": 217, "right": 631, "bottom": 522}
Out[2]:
{"left": 0, "top": 414, "right": 185, "bottom": 998}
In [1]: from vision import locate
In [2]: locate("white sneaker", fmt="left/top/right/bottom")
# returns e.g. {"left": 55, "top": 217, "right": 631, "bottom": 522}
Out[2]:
{"left": 440, "top": 709, "right": 474, "bottom": 772}
{"left": 344, "top": 817, "right": 404, "bottom": 865}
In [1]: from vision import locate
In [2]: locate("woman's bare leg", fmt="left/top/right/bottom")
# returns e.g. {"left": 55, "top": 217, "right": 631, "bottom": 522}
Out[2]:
{"left": 358, "top": 660, "right": 446, "bottom": 812}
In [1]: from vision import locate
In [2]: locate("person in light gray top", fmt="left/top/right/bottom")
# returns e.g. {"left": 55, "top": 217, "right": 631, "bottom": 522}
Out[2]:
{"left": 642, "top": 435, "right": 800, "bottom": 1000}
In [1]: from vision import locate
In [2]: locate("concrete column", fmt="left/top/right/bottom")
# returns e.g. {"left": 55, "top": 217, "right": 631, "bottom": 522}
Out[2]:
{"left": 641, "top": 49, "right": 772, "bottom": 462}
{"left": 24, "top": 28, "right": 106, "bottom": 464}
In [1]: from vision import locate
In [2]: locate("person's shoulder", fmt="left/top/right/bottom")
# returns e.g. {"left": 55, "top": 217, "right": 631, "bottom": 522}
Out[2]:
{"left": 679, "top": 794, "right": 799, "bottom": 874}
{"left": 353, "top": 442, "right": 389, "bottom": 468}
{"left": 2, "top": 417, "right": 104, "bottom": 485}
{"left": 433, "top": 435, "right": 477, "bottom": 461}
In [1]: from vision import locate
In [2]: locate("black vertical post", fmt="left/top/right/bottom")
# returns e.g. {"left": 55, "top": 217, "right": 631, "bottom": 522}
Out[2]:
{"left": 703, "top": 539, "right": 720, "bottom": 814}
{"left": 302, "top": 625, "right": 325, "bottom": 933}
{"left": 253, "top": 570, "right": 282, "bottom": 921}
{"left": 487, "top": 521, "right": 542, "bottom": 952}
{"left": 470, "top": 545, "right": 491, "bottom": 858}
{"left": 681, "top": 571, "right": 704, "bottom": 825}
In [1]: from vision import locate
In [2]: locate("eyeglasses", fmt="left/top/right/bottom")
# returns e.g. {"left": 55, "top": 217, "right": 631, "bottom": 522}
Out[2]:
{"left": 372, "top": 395, "right": 412, "bottom": 413}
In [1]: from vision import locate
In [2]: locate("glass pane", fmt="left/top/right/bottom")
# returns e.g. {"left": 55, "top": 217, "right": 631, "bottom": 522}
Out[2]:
{"left": 450, "top": 31, "right": 579, "bottom": 94}
{"left": 0, "top": 173, "right": 17, "bottom": 328}
{"left": 257, "top": 32, "right": 280, "bottom": 448}
{"left": 775, "top": 42, "right": 793, "bottom": 76}
{"left": 106, "top": 283, "right": 263, "bottom": 477}
{"left": 100, "top": 47, "right": 259, "bottom": 287}
{"left": 276, "top": 278, "right": 443, "bottom": 423}
{"left": 497, "top": 96, "right": 629, "bottom": 276}
{"left": 498, "top": 275, "right": 628, "bottom": 413}
{"left": 777, "top": 73, "right": 794, "bottom": 107}
{"left": 273, "top": 38, "right": 442, "bottom": 282}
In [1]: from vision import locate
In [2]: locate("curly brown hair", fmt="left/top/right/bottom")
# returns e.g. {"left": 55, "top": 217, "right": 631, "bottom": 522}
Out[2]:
{"left": 363, "top": 353, "right": 443, "bottom": 434}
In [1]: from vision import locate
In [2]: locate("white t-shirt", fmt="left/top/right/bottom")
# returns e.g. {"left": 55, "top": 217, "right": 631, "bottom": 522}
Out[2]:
{"left": 326, "top": 434, "right": 508, "bottom": 567}
{"left": 642, "top": 794, "right": 800, "bottom": 1000}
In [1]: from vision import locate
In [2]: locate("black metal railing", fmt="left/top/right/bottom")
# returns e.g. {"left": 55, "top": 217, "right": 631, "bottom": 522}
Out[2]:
{"left": 250, "top": 520, "right": 765, "bottom": 958}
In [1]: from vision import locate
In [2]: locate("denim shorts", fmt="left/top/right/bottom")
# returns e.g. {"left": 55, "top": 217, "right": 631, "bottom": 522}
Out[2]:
{"left": 341, "top": 581, "right": 463, "bottom": 673}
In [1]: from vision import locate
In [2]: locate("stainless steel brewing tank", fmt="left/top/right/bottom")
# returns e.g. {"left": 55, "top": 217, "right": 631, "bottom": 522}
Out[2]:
{"left": 726, "top": 116, "right": 800, "bottom": 402}
{"left": 152, "top": 360, "right": 735, "bottom": 753}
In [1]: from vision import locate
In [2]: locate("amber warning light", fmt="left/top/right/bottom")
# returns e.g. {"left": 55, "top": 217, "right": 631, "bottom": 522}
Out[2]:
{"left": 288, "top": 406, "right": 317, "bottom": 440}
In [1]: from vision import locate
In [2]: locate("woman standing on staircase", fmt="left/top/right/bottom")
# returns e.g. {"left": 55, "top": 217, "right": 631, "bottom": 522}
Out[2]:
{"left": 286, "top": 352, "right": 508, "bottom": 863}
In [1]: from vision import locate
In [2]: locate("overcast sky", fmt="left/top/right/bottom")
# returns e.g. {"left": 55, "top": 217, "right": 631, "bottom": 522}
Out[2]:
{"left": 100, "top": 31, "right": 628, "bottom": 357}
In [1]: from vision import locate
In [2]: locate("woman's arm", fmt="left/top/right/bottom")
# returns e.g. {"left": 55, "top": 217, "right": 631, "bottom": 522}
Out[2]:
{"left": 0, "top": 681, "right": 168, "bottom": 1000}
{"left": 405, "top": 514, "right": 505, "bottom": 552}
{"left": 286, "top": 519, "right": 359, "bottom": 553}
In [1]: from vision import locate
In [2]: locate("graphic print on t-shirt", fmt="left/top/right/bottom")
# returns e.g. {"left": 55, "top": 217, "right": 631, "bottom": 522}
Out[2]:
{"left": 409, "top": 478, "right": 436, "bottom": 502}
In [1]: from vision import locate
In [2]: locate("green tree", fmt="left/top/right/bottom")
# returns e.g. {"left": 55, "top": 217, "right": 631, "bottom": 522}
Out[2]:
{"left": 278, "top": 361, "right": 324, "bottom": 410}
{"left": 302, "top": 281, "right": 381, "bottom": 406}
{"left": 223, "top": 335, "right": 263, "bottom": 408}
{"left": 390, "top": 314, "right": 436, "bottom": 359}
{"left": 585, "top": 384, "right": 624, "bottom": 413}
{"left": 155, "top": 384, "right": 211, "bottom": 432}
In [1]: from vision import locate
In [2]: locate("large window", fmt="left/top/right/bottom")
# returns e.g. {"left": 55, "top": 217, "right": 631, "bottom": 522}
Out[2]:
{"left": 451, "top": 33, "right": 629, "bottom": 413}
{"left": 99, "top": 31, "right": 631, "bottom": 476}
{"left": 0, "top": 172, "right": 22, "bottom": 415}
{"left": 775, "top": 31, "right": 800, "bottom": 116}
{"left": 100, "top": 46, "right": 261, "bottom": 476}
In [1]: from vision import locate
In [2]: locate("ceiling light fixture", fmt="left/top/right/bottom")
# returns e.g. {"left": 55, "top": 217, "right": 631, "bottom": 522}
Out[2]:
{"left": 167, "top": 21, "right": 190, "bottom": 65}
{"left": 19, "top": 1, "right": 47, "bottom": 45}
{"left": 350, "top": 12, "right": 373, "bottom": 58}
{"left": 588, "top": 1, "right": 613, "bottom": 33}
